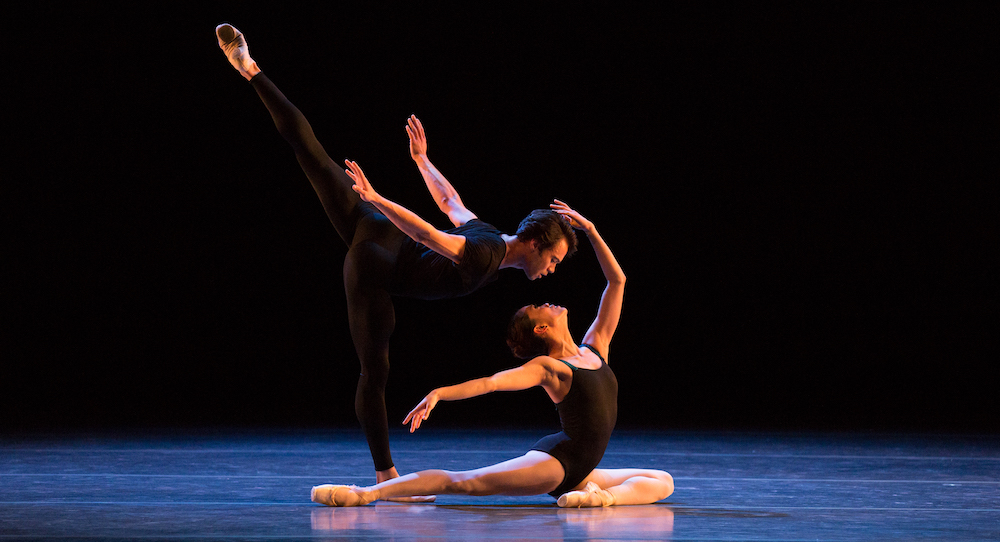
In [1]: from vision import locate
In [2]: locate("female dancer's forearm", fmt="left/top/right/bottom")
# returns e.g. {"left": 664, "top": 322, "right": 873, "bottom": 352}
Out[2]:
{"left": 433, "top": 377, "right": 496, "bottom": 403}
{"left": 585, "top": 226, "right": 626, "bottom": 285}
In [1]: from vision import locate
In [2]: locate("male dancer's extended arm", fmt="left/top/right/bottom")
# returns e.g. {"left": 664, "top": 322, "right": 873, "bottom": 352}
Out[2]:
{"left": 345, "top": 159, "right": 467, "bottom": 264}
{"left": 406, "top": 115, "right": 478, "bottom": 227}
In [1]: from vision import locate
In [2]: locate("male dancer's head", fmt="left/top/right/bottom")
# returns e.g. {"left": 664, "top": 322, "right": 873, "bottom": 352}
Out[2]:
{"left": 511, "top": 210, "right": 578, "bottom": 280}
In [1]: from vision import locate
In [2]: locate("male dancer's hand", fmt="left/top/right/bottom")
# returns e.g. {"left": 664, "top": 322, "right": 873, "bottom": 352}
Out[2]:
{"left": 406, "top": 114, "right": 428, "bottom": 160}
{"left": 345, "top": 160, "right": 382, "bottom": 204}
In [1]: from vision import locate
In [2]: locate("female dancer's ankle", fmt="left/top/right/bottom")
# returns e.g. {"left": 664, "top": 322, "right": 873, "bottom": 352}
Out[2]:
{"left": 360, "top": 487, "right": 380, "bottom": 504}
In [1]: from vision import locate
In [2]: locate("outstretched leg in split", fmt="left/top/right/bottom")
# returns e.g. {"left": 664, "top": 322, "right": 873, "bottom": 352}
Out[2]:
{"left": 312, "top": 451, "right": 566, "bottom": 506}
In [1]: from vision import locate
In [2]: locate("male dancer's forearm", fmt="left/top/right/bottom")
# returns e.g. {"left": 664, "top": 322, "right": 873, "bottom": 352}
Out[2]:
{"left": 413, "top": 154, "right": 465, "bottom": 213}
{"left": 370, "top": 196, "right": 441, "bottom": 248}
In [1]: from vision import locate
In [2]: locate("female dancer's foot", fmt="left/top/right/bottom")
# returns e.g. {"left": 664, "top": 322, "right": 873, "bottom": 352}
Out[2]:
{"left": 215, "top": 23, "right": 261, "bottom": 80}
{"left": 557, "top": 482, "right": 616, "bottom": 508}
{"left": 311, "top": 485, "right": 376, "bottom": 507}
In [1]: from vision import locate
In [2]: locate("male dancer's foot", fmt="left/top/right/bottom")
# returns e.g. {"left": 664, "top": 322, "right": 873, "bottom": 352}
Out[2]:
{"left": 376, "top": 467, "right": 436, "bottom": 503}
{"left": 215, "top": 23, "right": 261, "bottom": 80}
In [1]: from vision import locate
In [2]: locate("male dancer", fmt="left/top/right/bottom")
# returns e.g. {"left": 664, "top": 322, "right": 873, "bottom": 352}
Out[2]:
{"left": 215, "top": 24, "right": 577, "bottom": 485}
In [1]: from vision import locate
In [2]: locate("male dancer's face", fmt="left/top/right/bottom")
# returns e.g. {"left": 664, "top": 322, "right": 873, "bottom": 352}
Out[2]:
{"left": 525, "top": 238, "right": 569, "bottom": 280}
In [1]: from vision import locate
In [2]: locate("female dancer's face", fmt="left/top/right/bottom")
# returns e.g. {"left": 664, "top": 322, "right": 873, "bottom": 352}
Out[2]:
{"left": 522, "top": 303, "right": 568, "bottom": 327}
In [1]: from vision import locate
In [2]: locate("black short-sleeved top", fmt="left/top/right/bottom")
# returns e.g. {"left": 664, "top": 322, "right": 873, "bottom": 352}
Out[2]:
{"left": 531, "top": 345, "right": 619, "bottom": 497}
{"left": 389, "top": 219, "right": 507, "bottom": 300}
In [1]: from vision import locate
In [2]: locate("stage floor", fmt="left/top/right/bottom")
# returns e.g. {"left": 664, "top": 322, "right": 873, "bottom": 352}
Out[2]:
{"left": 1, "top": 428, "right": 997, "bottom": 540}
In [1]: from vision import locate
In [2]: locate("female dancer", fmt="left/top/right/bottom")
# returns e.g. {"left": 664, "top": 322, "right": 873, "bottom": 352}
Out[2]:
{"left": 311, "top": 202, "right": 674, "bottom": 507}
{"left": 215, "top": 24, "right": 577, "bottom": 485}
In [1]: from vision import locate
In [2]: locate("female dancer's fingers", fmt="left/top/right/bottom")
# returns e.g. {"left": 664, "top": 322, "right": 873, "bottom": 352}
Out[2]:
{"left": 403, "top": 400, "right": 427, "bottom": 427}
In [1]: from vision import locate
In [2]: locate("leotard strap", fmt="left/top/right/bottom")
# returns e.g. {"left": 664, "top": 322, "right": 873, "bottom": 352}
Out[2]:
{"left": 557, "top": 344, "right": 607, "bottom": 371}
{"left": 580, "top": 343, "right": 606, "bottom": 364}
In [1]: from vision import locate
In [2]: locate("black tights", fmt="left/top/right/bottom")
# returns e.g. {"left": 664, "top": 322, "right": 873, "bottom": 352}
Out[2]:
{"left": 250, "top": 73, "right": 404, "bottom": 471}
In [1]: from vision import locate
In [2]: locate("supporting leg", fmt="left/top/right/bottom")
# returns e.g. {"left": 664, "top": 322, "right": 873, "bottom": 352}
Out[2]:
{"left": 343, "top": 243, "right": 396, "bottom": 473}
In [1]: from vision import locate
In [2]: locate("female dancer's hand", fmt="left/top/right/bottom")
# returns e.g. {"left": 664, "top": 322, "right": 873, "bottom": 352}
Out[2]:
{"left": 406, "top": 114, "right": 428, "bottom": 160}
{"left": 403, "top": 391, "right": 440, "bottom": 433}
{"left": 551, "top": 199, "right": 594, "bottom": 233}
{"left": 345, "top": 160, "right": 382, "bottom": 204}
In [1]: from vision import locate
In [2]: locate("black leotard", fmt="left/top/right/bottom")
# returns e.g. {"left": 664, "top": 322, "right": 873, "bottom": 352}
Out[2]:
{"left": 248, "top": 73, "right": 506, "bottom": 471}
{"left": 530, "top": 344, "right": 618, "bottom": 497}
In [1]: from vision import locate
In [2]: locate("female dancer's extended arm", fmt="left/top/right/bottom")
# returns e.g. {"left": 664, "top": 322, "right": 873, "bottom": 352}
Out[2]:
{"left": 550, "top": 200, "right": 625, "bottom": 360}
{"left": 402, "top": 358, "right": 563, "bottom": 432}
{"left": 406, "top": 115, "right": 478, "bottom": 227}
{"left": 345, "top": 159, "right": 467, "bottom": 263}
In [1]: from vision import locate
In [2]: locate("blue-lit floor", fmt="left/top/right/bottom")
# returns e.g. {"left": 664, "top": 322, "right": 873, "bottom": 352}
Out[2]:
{"left": 1, "top": 429, "right": 997, "bottom": 540}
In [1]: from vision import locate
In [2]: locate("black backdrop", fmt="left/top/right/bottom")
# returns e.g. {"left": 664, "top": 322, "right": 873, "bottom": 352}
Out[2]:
{"left": 4, "top": 3, "right": 996, "bottom": 433}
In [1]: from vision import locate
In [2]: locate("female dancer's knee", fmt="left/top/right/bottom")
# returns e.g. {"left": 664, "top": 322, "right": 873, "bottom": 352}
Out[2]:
{"left": 651, "top": 470, "right": 674, "bottom": 499}
{"left": 446, "top": 472, "right": 491, "bottom": 496}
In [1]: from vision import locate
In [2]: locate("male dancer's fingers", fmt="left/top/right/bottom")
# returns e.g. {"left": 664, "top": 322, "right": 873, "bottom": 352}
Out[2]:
{"left": 345, "top": 160, "right": 366, "bottom": 187}
{"left": 410, "top": 115, "right": 426, "bottom": 140}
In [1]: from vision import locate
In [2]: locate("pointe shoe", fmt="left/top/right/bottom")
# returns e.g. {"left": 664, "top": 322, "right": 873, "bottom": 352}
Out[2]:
{"left": 215, "top": 23, "right": 260, "bottom": 79}
{"left": 556, "top": 481, "right": 616, "bottom": 508}
{"left": 311, "top": 484, "right": 369, "bottom": 507}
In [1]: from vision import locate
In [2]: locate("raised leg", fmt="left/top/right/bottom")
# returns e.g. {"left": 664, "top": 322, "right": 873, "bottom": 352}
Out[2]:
{"left": 248, "top": 73, "right": 365, "bottom": 246}
{"left": 216, "top": 24, "right": 365, "bottom": 246}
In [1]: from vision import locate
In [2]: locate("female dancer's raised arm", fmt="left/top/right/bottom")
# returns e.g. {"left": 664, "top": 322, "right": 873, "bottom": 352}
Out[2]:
{"left": 549, "top": 200, "right": 625, "bottom": 361}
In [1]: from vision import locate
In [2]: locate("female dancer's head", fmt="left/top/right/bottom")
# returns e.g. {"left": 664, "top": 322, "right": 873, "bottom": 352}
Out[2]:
{"left": 506, "top": 303, "right": 570, "bottom": 359}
